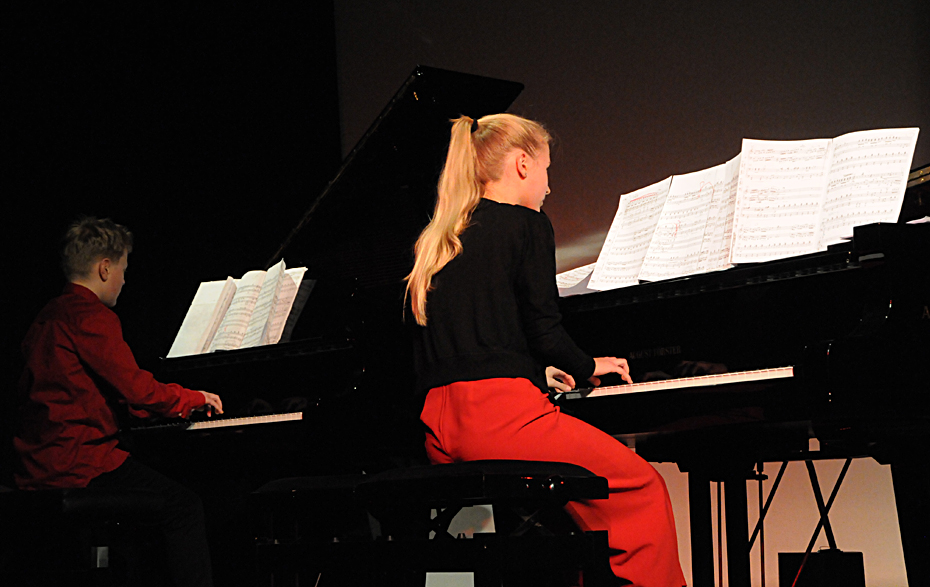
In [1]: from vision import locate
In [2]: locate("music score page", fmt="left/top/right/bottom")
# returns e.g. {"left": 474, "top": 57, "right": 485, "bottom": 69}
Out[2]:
{"left": 555, "top": 262, "right": 596, "bottom": 289}
{"left": 729, "top": 138, "right": 832, "bottom": 263}
{"left": 209, "top": 270, "right": 267, "bottom": 352}
{"left": 168, "top": 259, "right": 311, "bottom": 356}
{"left": 588, "top": 177, "right": 671, "bottom": 290}
{"left": 558, "top": 126, "right": 918, "bottom": 295}
{"left": 240, "top": 260, "right": 286, "bottom": 348}
{"left": 262, "top": 267, "right": 308, "bottom": 345}
{"left": 730, "top": 128, "right": 919, "bottom": 263}
{"left": 638, "top": 153, "right": 741, "bottom": 282}
{"left": 167, "top": 277, "right": 236, "bottom": 358}
{"left": 820, "top": 128, "right": 919, "bottom": 245}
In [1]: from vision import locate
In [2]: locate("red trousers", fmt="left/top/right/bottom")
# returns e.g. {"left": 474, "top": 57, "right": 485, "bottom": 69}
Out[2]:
{"left": 421, "top": 378, "right": 686, "bottom": 587}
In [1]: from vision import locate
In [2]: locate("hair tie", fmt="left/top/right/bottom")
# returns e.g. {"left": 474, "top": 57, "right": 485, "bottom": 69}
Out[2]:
{"left": 470, "top": 118, "right": 479, "bottom": 133}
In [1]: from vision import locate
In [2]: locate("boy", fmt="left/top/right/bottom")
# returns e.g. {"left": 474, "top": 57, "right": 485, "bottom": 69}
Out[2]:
{"left": 14, "top": 216, "right": 222, "bottom": 586}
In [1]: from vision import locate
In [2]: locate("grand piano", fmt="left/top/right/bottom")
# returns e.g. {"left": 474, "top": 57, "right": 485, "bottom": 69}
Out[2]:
{"left": 555, "top": 218, "right": 929, "bottom": 585}
{"left": 140, "top": 67, "right": 928, "bottom": 586}
{"left": 139, "top": 66, "right": 526, "bottom": 586}
{"left": 146, "top": 67, "right": 525, "bottom": 468}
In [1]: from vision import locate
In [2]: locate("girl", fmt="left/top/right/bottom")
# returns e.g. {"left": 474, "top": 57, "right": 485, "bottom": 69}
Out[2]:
{"left": 406, "top": 114, "right": 685, "bottom": 586}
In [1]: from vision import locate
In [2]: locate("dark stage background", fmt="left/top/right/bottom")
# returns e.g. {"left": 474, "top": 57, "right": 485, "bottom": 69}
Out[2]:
{"left": 333, "top": 0, "right": 929, "bottom": 271}
{"left": 3, "top": 1, "right": 928, "bottom": 583}
{"left": 4, "top": 4, "right": 342, "bottom": 385}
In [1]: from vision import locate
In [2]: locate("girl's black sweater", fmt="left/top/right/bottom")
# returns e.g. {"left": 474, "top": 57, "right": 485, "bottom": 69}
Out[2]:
{"left": 413, "top": 198, "right": 595, "bottom": 394}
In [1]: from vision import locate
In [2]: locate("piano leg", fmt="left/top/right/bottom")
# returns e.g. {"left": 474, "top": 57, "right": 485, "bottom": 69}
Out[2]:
{"left": 687, "top": 472, "right": 715, "bottom": 587}
{"left": 688, "top": 468, "right": 753, "bottom": 587}
{"left": 890, "top": 448, "right": 930, "bottom": 586}
{"left": 724, "top": 474, "right": 751, "bottom": 587}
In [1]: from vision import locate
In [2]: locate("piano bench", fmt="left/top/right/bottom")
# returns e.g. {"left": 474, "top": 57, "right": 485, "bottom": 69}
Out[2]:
{"left": 251, "top": 473, "right": 374, "bottom": 544}
{"left": 0, "top": 487, "right": 166, "bottom": 587}
{"left": 356, "top": 460, "right": 608, "bottom": 538}
{"left": 252, "top": 460, "right": 615, "bottom": 587}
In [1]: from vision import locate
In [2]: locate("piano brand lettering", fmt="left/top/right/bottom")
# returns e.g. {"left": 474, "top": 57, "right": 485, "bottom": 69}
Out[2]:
{"left": 628, "top": 345, "right": 682, "bottom": 360}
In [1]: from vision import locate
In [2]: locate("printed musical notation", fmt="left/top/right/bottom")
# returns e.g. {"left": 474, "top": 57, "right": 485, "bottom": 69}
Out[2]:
{"left": 588, "top": 177, "right": 671, "bottom": 290}
{"left": 729, "top": 138, "right": 831, "bottom": 263}
{"left": 209, "top": 272, "right": 266, "bottom": 352}
{"left": 558, "top": 127, "right": 919, "bottom": 295}
{"left": 819, "top": 128, "right": 920, "bottom": 245}
{"left": 730, "top": 128, "right": 919, "bottom": 263}
{"left": 639, "top": 154, "right": 740, "bottom": 283}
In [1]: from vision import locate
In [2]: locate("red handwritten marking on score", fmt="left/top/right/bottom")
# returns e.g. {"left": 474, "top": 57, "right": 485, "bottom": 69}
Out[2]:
{"left": 699, "top": 181, "right": 716, "bottom": 199}
{"left": 630, "top": 191, "right": 659, "bottom": 202}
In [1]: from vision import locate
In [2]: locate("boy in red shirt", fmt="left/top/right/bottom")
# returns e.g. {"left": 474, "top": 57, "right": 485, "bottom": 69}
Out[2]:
{"left": 14, "top": 216, "right": 222, "bottom": 586}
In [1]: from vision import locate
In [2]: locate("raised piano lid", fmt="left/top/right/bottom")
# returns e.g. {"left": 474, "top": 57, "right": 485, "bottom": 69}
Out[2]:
{"left": 269, "top": 66, "right": 524, "bottom": 349}
{"left": 161, "top": 67, "right": 524, "bottom": 371}
{"left": 268, "top": 66, "right": 524, "bottom": 291}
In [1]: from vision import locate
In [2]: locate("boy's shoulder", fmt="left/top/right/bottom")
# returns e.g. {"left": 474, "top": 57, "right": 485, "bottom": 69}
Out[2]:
{"left": 35, "top": 285, "right": 115, "bottom": 331}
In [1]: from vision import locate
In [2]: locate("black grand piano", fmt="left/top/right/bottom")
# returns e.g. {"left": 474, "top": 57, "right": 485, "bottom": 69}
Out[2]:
{"left": 146, "top": 67, "right": 525, "bottom": 470}
{"left": 139, "top": 67, "right": 928, "bottom": 586}
{"left": 555, "top": 218, "right": 929, "bottom": 585}
{"left": 139, "top": 66, "right": 526, "bottom": 586}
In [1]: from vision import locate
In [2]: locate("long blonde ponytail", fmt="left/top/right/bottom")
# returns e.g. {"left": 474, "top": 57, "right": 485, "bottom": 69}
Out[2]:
{"left": 405, "top": 114, "right": 550, "bottom": 325}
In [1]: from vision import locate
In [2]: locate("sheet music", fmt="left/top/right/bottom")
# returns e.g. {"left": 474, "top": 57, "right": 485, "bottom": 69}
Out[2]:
{"left": 563, "top": 127, "right": 917, "bottom": 298}
{"left": 588, "top": 177, "right": 672, "bottom": 290}
{"left": 556, "top": 262, "right": 597, "bottom": 297}
{"left": 241, "top": 260, "right": 286, "bottom": 348}
{"left": 556, "top": 263, "right": 596, "bottom": 289}
{"left": 638, "top": 167, "right": 721, "bottom": 282}
{"left": 264, "top": 267, "right": 308, "bottom": 345}
{"left": 819, "top": 128, "right": 919, "bottom": 245}
{"left": 209, "top": 270, "right": 266, "bottom": 352}
{"left": 697, "top": 153, "right": 741, "bottom": 273}
{"left": 166, "top": 278, "right": 236, "bottom": 358}
{"left": 730, "top": 138, "right": 832, "bottom": 263}
{"left": 197, "top": 278, "right": 237, "bottom": 353}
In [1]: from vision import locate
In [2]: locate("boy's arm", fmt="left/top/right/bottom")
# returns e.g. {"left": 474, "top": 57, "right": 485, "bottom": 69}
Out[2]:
{"left": 77, "top": 309, "right": 210, "bottom": 419}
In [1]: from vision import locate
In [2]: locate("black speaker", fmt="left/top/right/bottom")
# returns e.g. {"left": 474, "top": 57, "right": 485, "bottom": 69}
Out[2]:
{"left": 778, "top": 550, "right": 865, "bottom": 587}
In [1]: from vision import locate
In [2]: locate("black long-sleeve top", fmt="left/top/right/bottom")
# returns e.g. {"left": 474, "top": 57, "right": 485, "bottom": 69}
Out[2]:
{"left": 412, "top": 198, "right": 595, "bottom": 394}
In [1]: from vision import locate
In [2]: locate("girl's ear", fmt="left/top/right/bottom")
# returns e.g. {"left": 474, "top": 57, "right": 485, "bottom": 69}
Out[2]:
{"left": 516, "top": 151, "right": 529, "bottom": 179}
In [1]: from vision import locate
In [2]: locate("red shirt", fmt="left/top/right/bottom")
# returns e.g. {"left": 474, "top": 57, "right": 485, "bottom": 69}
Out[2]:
{"left": 14, "top": 283, "right": 205, "bottom": 489}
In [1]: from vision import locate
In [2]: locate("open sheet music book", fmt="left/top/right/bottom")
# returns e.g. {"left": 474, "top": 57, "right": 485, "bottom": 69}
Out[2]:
{"left": 561, "top": 127, "right": 919, "bottom": 294}
{"left": 167, "top": 259, "right": 313, "bottom": 357}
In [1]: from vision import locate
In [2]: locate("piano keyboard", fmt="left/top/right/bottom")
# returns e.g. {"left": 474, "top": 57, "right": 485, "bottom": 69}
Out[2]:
{"left": 187, "top": 411, "right": 303, "bottom": 430}
{"left": 554, "top": 366, "right": 794, "bottom": 400}
{"left": 132, "top": 411, "right": 304, "bottom": 432}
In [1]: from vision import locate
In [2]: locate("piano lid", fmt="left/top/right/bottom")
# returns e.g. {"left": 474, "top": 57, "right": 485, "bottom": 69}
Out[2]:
{"left": 161, "top": 68, "right": 522, "bottom": 370}
{"left": 267, "top": 66, "right": 524, "bottom": 290}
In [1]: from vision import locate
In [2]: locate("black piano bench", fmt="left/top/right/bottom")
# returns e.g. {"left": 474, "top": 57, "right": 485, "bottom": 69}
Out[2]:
{"left": 252, "top": 460, "right": 617, "bottom": 587}
{"left": 251, "top": 473, "right": 376, "bottom": 587}
{"left": 0, "top": 487, "right": 166, "bottom": 587}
